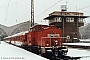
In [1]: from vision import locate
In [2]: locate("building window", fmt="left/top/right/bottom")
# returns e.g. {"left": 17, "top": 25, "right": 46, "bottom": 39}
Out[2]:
{"left": 55, "top": 17, "right": 62, "bottom": 22}
{"left": 66, "top": 18, "right": 70, "bottom": 22}
{"left": 78, "top": 18, "right": 83, "bottom": 23}
{"left": 70, "top": 18, "right": 74, "bottom": 22}
{"left": 66, "top": 17, "right": 74, "bottom": 22}
{"left": 49, "top": 17, "right": 62, "bottom": 23}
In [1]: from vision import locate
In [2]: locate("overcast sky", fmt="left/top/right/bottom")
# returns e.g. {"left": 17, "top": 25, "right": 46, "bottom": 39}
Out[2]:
{"left": 0, "top": 0, "right": 90, "bottom": 27}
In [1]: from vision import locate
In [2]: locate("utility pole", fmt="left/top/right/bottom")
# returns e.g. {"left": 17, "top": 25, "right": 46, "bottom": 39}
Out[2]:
{"left": 31, "top": 0, "right": 34, "bottom": 27}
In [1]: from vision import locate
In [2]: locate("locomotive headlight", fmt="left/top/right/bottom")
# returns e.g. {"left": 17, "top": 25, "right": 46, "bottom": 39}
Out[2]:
{"left": 56, "top": 43, "right": 58, "bottom": 45}
{"left": 46, "top": 43, "right": 49, "bottom": 46}
{"left": 55, "top": 40, "right": 58, "bottom": 43}
{"left": 55, "top": 40, "right": 58, "bottom": 45}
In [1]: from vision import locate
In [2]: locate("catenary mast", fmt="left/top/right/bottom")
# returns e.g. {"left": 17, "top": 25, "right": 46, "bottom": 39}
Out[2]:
{"left": 31, "top": 0, "right": 34, "bottom": 27}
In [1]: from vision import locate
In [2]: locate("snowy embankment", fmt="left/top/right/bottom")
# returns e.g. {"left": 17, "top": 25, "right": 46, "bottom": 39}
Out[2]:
{"left": 63, "top": 43, "right": 90, "bottom": 46}
{"left": 63, "top": 39, "right": 90, "bottom": 46}
{"left": 67, "top": 48, "right": 90, "bottom": 60}
{"left": 0, "top": 41, "right": 48, "bottom": 60}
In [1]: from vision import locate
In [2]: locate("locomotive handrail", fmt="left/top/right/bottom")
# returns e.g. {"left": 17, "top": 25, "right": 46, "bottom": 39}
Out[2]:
{"left": 41, "top": 36, "right": 69, "bottom": 46}
{"left": 41, "top": 36, "right": 69, "bottom": 38}
{"left": 41, "top": 37, "right": 62, "bottom": 47}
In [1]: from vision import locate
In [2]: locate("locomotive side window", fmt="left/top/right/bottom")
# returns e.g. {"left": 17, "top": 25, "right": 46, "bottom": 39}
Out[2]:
{"left": 34, "top": 28, "right": 40, "bottom": 31}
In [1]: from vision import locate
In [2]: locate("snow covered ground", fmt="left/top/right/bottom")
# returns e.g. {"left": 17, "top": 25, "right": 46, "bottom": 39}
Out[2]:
{"left": 63, "top": 43, "right": 90, "bottom": 46}
{"left": 67, "top": 48, "right": 90, "bottom": 60}
{"left": 1, "top": 41, "right": 90, "bottom": 60}
{"left": 0, "top": 41, "right": 48, "bottom": 60}
{"left": 80, "top": 39, "right": 90, "bottom": 43}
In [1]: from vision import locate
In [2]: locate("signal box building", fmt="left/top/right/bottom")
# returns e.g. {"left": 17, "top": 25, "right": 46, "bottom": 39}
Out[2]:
{"left": 44, "top": 11, "right": 89, "bottom": 42}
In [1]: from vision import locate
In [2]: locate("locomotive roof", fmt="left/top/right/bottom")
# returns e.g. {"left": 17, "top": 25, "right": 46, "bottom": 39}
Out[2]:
{"left": 30, "top": 24, "right": 48, "bottom": 29}
{"left": 30, "top": 24, "right": 58, "bottom": 29}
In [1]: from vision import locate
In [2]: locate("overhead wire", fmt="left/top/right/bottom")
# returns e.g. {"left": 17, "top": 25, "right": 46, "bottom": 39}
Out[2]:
{"left": 4, "top": 0, "right": 90, "bottom": 24}
{"left": 34, "top": 0, "right": 78, "bottom": 23}
{"left": 68, "top": 0, "right": 78, "bottom": 6}
{"left": 15, "top": 0, "right": 30, "bottom": 22}
{"left": 5, "top": 0, "right": 10, "bottom": 21}
{"left": 35, "top": 0, "right": 79, "bottom": 19}
{"left": 0, "top": 0, "right": 24, "bottom": 9}
{"left": 77, "top": 5, "right": 90, "bottom": 11}
{"left": 35, "top": 0, "right": 90, "bottom": 18}
{"left": 35, "top": 0, "right": 40, "bottom": 5}
{"left": 66, "top": 0, "right": 79, "bottom": 11}
{"left": 67, "top": 0, "right": 90, "bottom": 12}
{"left": 35, "top": 0, "right": 62, "bottom": 19}
{"left": 34, "top": 0, "right": 73, "bottom": 23}
{"left": 34, "top": 0, "right": 90, "bottom": 25}
{"left": 16, "top": 2, "right": 17, "bottom": 22}
{"left": 0, "top": 6, "right": 7, "bottom": 9}
{"left": 19, "top": 9, "right": 30, "bottom": 20}
{"left": 9, "top": 0, "right": 24, "bottom": 5}
{"left": 4, "top": 0, "right": 29, "bottom": 22}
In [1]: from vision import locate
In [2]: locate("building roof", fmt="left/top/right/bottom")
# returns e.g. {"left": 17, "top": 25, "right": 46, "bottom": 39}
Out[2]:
{"left": 44, "top": 15, "right": 89, "bottom": 20}
{"left": 44, "top": 11, "right": 89, "bottom": 20}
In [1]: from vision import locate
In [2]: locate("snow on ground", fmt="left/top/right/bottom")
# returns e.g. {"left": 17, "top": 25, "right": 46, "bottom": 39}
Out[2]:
{"left": 0, "top": 41, "right": 48, "bottom": 60}
{"left": 80, "top": 39, "right": 90, "bottom": 43}
{"left": 80, "top": 39, "right": 90, "bottom": 41}
{"left": 1, "top": 41, "right": 90, "bottom": 60}
{"left": 67, "top": 48, "right": 90, "bottom": 60}
{"left": 11, "top": 41, "right": 23, "bottom": 46}
{"left": 63, "top": 43, "right": 90, "bottom": 46}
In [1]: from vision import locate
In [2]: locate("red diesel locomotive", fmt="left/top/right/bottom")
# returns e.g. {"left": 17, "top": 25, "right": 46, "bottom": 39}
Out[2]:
{"left": 4, "top": 25, "right": 68, "bottom": 59}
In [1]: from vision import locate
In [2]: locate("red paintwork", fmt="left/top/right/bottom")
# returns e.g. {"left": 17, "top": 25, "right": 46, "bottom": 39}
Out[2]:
{"left": 27, "top": 25, "right": 62, "bottom": 47}
{"left": 5, "top": 25, "right": 62, "bottom": 47}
